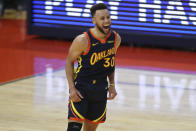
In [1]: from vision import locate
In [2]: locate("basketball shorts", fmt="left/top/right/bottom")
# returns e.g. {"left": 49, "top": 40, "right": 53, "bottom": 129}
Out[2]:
{"left": 68, "top": 77, "right": 108, "bottom": 124}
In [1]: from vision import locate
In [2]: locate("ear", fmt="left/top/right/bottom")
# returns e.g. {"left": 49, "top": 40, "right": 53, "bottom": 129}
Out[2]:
{"left": 92, "top": 17, "right": 96, "bottom": 25}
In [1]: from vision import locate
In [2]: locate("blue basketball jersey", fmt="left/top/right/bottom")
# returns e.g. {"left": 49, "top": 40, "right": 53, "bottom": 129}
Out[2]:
{"left": 75, "top": 28, "right": 117, "bottom": 80}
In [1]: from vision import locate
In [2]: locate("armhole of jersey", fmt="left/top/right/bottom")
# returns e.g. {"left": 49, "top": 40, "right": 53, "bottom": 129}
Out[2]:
{"left": 82, "top": 32, "right": 91, "bottom": 55}
{"left": 113, "top": 31, "right": 117, "bottom": 50}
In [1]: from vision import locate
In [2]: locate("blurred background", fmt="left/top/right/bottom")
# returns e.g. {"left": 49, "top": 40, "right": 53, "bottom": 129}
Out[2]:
{"left": 0, "top": 0, "right": 195, "bottom": 83}
{"left": 1, "top": 0, "right": 196, "bottom": 49}
{"left": 0, "top": 0, "right": 26, "bottom": 19}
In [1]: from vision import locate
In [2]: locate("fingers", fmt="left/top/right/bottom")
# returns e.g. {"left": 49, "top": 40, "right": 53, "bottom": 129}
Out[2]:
{"left": 69, "top": 90, "right": 83, "bottom": 102}
{"left": 111, "top": 93, "right": 117, "bottom": 99}
{"left": 107, "top": 86, "right": 117, "bottom": 100}
{"left": 107, "top": 92, "right": 117, "bottom": 100}
{"left": 76, "top": 90, "right": 84, "bottom": 99}
{"left": 70, "top": 95, "right": 81, "bottom": 102}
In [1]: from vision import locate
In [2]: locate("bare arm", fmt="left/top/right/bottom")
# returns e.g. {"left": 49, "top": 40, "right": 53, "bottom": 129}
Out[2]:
{"left": 115, "top": 33, "right": 121, "bottom": 52}
{"left": 66, "top": 34, "right": 88, "bottom": 102}
{"left": 107, "top": 33, "right": 121, "bottom": 100}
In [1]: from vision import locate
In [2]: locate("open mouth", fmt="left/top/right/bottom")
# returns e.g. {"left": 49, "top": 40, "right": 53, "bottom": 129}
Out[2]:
{"left": 103, "top": 25, "right": 110, "bottom": 29}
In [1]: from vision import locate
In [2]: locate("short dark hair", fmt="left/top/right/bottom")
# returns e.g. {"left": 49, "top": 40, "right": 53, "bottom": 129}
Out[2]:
{"left": 90, "top": 3, "right": 108, "bottom": 17}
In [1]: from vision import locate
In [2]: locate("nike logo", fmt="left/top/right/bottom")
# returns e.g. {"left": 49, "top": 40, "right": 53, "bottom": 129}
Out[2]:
{"left": 92, "top": 42, "right": 98, "bottom": 46}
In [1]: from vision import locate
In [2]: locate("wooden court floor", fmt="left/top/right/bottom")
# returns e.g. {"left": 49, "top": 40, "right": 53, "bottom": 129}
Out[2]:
{"left": 0, "top": 68, "right": 196, "bottom": 131}
{"left": 0, "top": 19, "right": 196, "bottom": 131}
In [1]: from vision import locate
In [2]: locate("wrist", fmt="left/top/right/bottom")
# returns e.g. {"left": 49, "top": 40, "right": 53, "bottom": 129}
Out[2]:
{"left": 109, "top": 83, "right": 115, "bottom": 87}
{"left": 69, "top": 85, "right": 76, "bottom": 90}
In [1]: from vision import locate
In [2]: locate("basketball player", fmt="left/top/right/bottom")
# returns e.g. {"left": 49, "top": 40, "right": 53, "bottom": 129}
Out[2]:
{"left": 65, "top": 3, "right": 121, "bottom": 131}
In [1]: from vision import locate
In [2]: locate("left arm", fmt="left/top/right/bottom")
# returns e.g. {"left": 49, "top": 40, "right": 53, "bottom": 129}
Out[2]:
{"left": 107, "top": 33, "right": 121, "bottom": 100}
{"left": 107, "top": 72, "right": 116, "bottom": 100}
{"left": 114, "top": 33, "right": 121, "bottom": 52}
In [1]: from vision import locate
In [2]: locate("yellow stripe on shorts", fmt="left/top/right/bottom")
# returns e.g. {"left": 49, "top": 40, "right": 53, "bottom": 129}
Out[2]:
{"left": 71, "top": 100, "right": 85, "bottom": 119}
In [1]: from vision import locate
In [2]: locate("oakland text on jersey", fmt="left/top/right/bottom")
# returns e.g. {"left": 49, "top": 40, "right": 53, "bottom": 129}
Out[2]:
{"left": 90, "top": 47, "right": 115, "bottom": 66}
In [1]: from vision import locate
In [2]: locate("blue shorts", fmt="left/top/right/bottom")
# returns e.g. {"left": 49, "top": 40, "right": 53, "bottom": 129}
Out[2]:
{"left": 68, "top": 77, "right": 108, "bottom": 124}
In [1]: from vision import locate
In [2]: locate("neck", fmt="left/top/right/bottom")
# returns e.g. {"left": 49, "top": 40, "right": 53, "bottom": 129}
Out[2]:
{"left": 92, "top": 27, "right": 108, "bottom": 39}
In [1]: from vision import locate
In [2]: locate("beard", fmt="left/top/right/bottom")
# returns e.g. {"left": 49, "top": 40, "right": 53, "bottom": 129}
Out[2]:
{"left": 96, "top": 24, "right": 111, "bottom": 35}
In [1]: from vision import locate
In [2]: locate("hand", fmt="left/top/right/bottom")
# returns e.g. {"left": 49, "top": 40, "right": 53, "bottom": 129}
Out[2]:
{"left": 69, "top": 87, "right": 83, "bottom": 102}
{"left": 107, "top": 85, "right": 117, "bottom": 100}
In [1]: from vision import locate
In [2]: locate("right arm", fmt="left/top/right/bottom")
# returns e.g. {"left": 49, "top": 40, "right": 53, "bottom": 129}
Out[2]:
{"left": 65, "top": 34, "right": 88, "bottom": 102}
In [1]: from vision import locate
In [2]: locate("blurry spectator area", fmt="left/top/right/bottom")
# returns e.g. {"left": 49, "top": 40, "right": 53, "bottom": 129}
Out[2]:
{"left": 0, "top": 0, "right": 26, "bottom": 19}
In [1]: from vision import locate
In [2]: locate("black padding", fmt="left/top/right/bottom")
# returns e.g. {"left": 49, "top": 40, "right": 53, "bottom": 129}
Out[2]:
{"left": 67, "top": 122, "right": 82, "bottom": 131}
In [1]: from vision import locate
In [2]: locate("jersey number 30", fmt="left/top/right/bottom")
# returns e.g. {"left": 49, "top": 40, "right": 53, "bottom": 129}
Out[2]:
{"left": 104, "top": 56, "right": 115, "bottom": 68}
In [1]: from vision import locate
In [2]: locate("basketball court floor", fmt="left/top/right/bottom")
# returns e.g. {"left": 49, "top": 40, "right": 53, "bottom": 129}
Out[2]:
{"left": 0, "top": 19, "right": 196, "bottom": 131}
